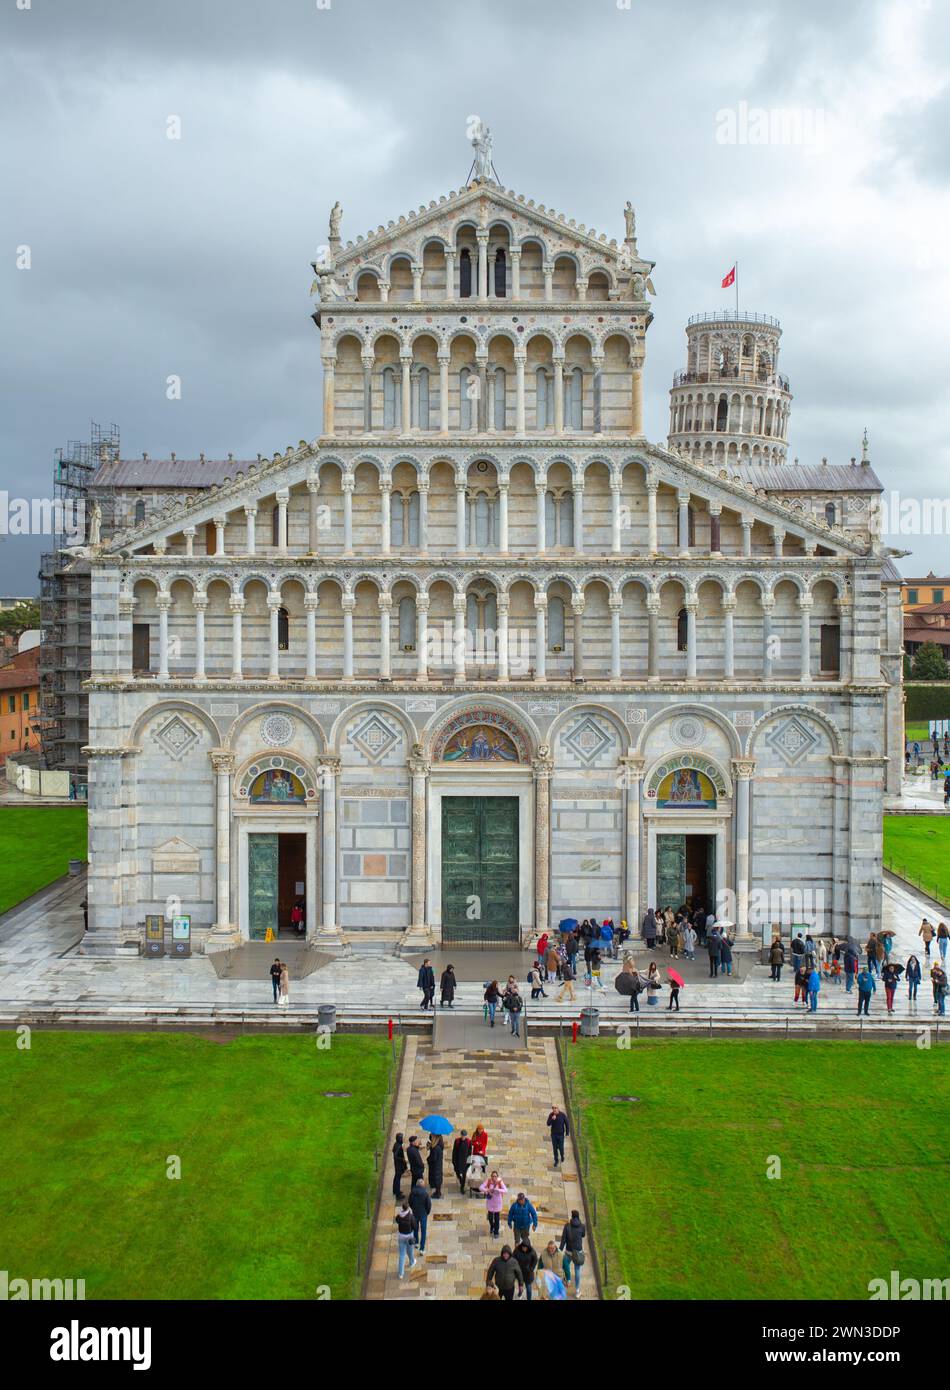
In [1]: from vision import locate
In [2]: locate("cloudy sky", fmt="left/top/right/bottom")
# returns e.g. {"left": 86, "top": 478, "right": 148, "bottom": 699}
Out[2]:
{"left": 3, "top": 0, "right": 949, "bottom": 591}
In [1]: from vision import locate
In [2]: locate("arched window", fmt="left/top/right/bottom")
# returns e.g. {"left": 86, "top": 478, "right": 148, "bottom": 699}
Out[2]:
{"left": 413, "top": 367, "right": 430, "bottom": 430}
{"left": 459, "top": 367, "right": 475, "bottom": 431}
{"left": 277, "top": 607, "right": 290, "bottom": 651}
{"left": 742, "top": 335, "right": 753, "bottom": 358}
{"left": 824, "top": 502, "right": 836, "bottom": 526}
{"left": 494, "top": 249, "right": 506, "bottom": 297}
{"left": 398, "top": 596, "right": 416, "bottom": 651}
{"left": 459, "top": 248, "right": 472, "bottom": 298}
{"left": 560, "top": 492, "right": 574, "bottom": 547}
{"left": 716, "top": 397, "right": 728, "bottom": 431}
{"left": 473, "top": 493, "right": 492, "bottom": 549}
{"left": 566, "top": 368, "right": 583, "bottom": 429}
{"left": 549, "top": 596, "right": 565, "bottom": 652}
{"left": 544, "top": 490, "right": 557, "bottom": 547}
{"left": 383, "top": 366, "right": 401, "bottom": 430}
{"left": 407, "top": 490, "right": 420, "bottom": 546}
{"left": 392, "top": 494, "right": 405, "bottom": 547}
{"left": 536, "top": 368, "right": 549, "bottom": 428}
{"left": 134, "top": 498, "right": 145, "bottom": 524}
{"left": 677, "top": 607, "right": 688, "bottom": 652}
{"left": 687, "top": 506, "right": 696, "bottom": 548}
{"left": 466, "top": 592, "right": 479, "bottom": 658}
{"left": 493, "top": 368, "right": 507, "bottom": 430}
{"left": 271, "top": 506, "right": 280, "bottom": 547}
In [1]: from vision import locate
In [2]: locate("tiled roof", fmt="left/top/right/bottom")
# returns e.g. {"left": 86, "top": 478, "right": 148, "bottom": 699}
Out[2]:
{"left": 92, "top": 458, "right": 253, "bottom": 489}
{"left": 0, "top": 648, "right": 39, "bottom": 690}
{"left": 733, "top": 463, "right": 883, "bottom": 492}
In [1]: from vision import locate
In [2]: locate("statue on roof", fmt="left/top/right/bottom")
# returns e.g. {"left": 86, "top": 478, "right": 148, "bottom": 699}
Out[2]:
{"left": 88, "top": 502, "right": 102, "bottom": 546}
{"left": 624, "top": 201, "right": 636, "bottom": 242}
{"left": 329, "top": 201, "right": 342, "bottom": 241}
{"left": 471, "top": 122, "right": 494, "bottom": 182}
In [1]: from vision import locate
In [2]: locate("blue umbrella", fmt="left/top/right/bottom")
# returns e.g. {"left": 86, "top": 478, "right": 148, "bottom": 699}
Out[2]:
{"left": 559, "top": 918, "right": 578, "bottom": 932}
{"left": 419, "top": 1114, "right": 453, "bottom": 1135}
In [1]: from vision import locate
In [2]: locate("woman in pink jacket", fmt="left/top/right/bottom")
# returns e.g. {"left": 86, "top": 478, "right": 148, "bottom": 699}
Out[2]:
{"left": 480, "top": 1170, "right": 508, "bottom": 1240}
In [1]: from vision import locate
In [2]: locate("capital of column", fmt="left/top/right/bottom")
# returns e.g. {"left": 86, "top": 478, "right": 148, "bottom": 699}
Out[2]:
{"left": 321, "top": 354, "right": 337, "bottom": 371}
{"left": 378, "top": 592, "right": 393, "bottom": 611}
{"left": 417, "top": 476, "right": 430, "bottom": 493}
{"left": 192, "top": 592, "right": 209, "bottom": 611}
{"left": 509, "top": 247, "right": 521, "bottom": 261}
{"left": 721, "top": 593, "right": 737, "bottom": 611}
{"left": 531, "top": 753, "right": 554, "bottom": 780}
{"left": 542, "top": 261, "right": 554, "bottom": 275}
{"left": 341, "top": 474, "right": 356, "bottom": 494}
{"left": 497, "top": 477, "right": 510, "bottom": 493}
{"left": 209, "top": 749, "right": 236, "bottom": 775}
{"left": 304, "top": 592, "right": 320, "bottom": 612}
{"left": 514, "top": 348, "right": 526, "bottom": 364}
{"left": 154, "top": 538, "right": 168, "bottom": 556}
{"left": 455, "top": 480, "right": 467, "bottom": 494}
{"left": 709, "top": 503, "right": 722, "bottom": 517}
{"left": 676, "top": 490, "right": 691, "bottom": 505}
{"left": 534, "top": 593, "right": 548, "bottom": 612}
{"left": 183, "top": 526, "right": 196, "bottom": 539}
{"left": 571, "top": 596, "right": 586, "bottom": 616}
{"left": 609, "top": 475, "right": 622, "bottom": 493}
{"left": 229, "top": 597, "right": 245, "bottom": 613}
{"left": 684, "top": 596, "right": 698, "bottom": 612}
{"left": 266, "top": 593, "right": 283, "bottom": 611}
{"left": 399, "top": 353, "right": 412, "bottom": 366}
{"left": 361, "top": 355, "right": 374, "bottom": 371}
{"left": 535, "top": 481, "right": 547, "bottom": 497}
{"left": 732, "top": 758, "right": 756, "bottom": 780}
{"left": 837, "top": 596, "right": 854, "bottom": 613}
{"left": 453, "top": 594, "right": 467, "bottom": 614}
{"left": 797, "top": 594, "right": 814, "bottom": 611}
{"left": 155, "top": 594, "right": 172, "bottom": 612}
{"left": 243, "top": 502, "right": 259, "bottom": 516}
{"left": 760, "top": 594, "right": 775, "bottom": 614}
{"left": 475, "top": 230, "right": 489, "bottom": 244}
{"left": 415, "top": 594, "right": 430, "bottom": 612}
{"left": 319, "top": 757, "right": 342, "bottom": 779}
{"left": 645, "top": 594, "right": 660, "bottom": 614}
{"left": 118, "top": 592, "right": 136, "bottom": 616}
{"left": 619, "top": 754, "right": 646, "bottom": 780}
{"left": 497, "top": 592, "right": 510, "bottom": 613}
{"left": 341, "top": 593, "right": 356, "bottom": 613}
{"left": 573, "top": 481, "right": 585, "bottom": 496}
{"left": 409, "top": 755, "right": 430, "bottom": 778}
{"left": 741, "top": 515, "right": 753, "bottom": 530}
{"left": 379, "top": 476, "right": 393, "bottom": 494}
{"left": 646, "top": 479, "right": 659, "bottom": 496}
{"left": 608, "top": 594, "right": 623, "bottom": 612}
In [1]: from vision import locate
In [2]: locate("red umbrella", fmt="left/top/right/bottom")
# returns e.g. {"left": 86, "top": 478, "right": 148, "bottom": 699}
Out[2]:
{"left": 667, "top": 967, "right": 685, "bottom": 987}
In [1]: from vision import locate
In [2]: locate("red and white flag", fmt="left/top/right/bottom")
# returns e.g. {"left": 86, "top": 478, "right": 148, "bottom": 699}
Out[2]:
{"left": 721, "top": 265, "right": 736, "bottom": 289}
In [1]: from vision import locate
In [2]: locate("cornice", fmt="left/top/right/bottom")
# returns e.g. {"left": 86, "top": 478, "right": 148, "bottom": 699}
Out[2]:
{"left": 86, "top": 676, "right": 885, "bottom": 697}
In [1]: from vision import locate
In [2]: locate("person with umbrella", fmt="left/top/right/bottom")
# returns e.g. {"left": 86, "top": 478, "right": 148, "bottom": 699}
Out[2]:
{"left": 667, "top": 966, "right": 684, "bottom": 1012}
{"left": 426, "top": 1132, "right": 445, "bottom": 1198}
{"left": 452, "top": 1130, "right": 472, "bottom": 1195}
{"left": 881, "top": 959, "right": 904, "bottom": 1014}
{"left": 615, "top": 961, "right": 644, "bottom": 1013}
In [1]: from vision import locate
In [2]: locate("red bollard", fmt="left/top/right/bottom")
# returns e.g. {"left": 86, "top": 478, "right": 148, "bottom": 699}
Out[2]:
{"left": 572, "top": 1019, "right": 579, "bottom": 1045}
{"left": 388, "top": 1017, "right": 393, "bottom": 1041}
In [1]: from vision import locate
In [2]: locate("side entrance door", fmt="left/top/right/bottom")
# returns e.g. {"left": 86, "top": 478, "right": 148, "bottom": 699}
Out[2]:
{"left": 441, "top": 796, "right": 519, "bottom": 943}
{"left": 655, "top": 833, "right": 686, "bottom": 910}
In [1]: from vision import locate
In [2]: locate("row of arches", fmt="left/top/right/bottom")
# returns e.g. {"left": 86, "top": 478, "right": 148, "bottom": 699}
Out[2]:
{"left": 669, "top": 391, "right": 790, "bottom": 441}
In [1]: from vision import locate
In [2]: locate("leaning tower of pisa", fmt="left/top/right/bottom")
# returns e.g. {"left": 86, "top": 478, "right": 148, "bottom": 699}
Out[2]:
{"left": 667, "top": 311, "right": 792, "bottom": 466}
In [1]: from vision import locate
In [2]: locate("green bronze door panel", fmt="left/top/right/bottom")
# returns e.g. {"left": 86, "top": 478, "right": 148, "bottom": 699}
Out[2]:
{"left": 656, "top": 833, "right": 686, "bottom": 911}
{"left": 248, "top": 833, "right": 278, "bottom": 940}
{"left": 442, "top": 796, "right": 519, "bottom": 942}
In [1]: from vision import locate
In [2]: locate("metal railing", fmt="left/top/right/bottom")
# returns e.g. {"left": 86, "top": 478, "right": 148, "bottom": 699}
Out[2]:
{"left": 882, "top": 860, "right": 950, "bottom": 910}
{"left": 687, "top": 310, "right": 781, "bottom": 328}
{"left": 672, "top": 368, "right": 790, "bottom": 391}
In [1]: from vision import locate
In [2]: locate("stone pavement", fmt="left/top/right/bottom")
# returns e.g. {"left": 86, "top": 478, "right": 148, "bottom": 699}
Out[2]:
{"left": 365, "top": 1034, "right": 593, "bottom": 1300}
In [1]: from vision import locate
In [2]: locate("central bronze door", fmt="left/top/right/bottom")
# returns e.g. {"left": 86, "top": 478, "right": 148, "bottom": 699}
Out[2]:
{"left": 441, "top": 796, "right": 519, "bottom": 944}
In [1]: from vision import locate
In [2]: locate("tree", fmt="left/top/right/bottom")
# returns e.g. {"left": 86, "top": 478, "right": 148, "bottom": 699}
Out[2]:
{"left": 910, "top": 642, "right": 949, "bottom": 681}
{"left": 0, "top": 600, "right": 40, "bottom": 638}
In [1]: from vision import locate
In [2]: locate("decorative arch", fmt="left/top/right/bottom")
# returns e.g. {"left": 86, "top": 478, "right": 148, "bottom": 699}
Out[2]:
{"left": 635, "top": 703, "right": 742, "bottom": 757}
{"left": 426, "top": 699, "right": 537, "bottom": 765}
{"left": 328, "top": 698, "right": 417, "bottom": 757}
{"left": 130, "top": 699, "right": 221, "bottom": 749}
{"left": 225, "top": 701, "right": 328, "bottom": 754}
{"left": 644, "top": 752, "right": 732, "bottom": 804}
{"left": 746, "top": 704, "right": 843, "bottom": 759}
{"left": 234, "top": 753, "right": 319, "bottom": 806}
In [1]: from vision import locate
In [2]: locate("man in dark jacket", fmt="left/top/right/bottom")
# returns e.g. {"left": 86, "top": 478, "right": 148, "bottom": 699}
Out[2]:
{"left": 451, "top": 1131, "right": 472, "bottom": 1194}
{"left": 486, "top": 1245, "right": 524, "bottom": 1301}
{"left": 407, "top": 1135, "right": 425, "bottom": 1184}
{"left": 547, "top": 1105, "right": 570, "bottom": 1168}
{"left": 417, "top": 958, "right": 435, "bottom": 1010}
{"left": 559, "top": 1211, "right": 586, "bottom": 1298}
{"left": 768, "top": 937, "right": 785, "bottom": 982}
{"left": 408, "top": 1178, "right": 431, "bottom": 1253}
{"left": 392, "top": 1132, "right": 407, "bottom": 1199}
{"left": 706, "top": 927, "right": 722, "bottom": 978}
{"left": 513, "top": 1239, "right": 538, "bottom": 1301}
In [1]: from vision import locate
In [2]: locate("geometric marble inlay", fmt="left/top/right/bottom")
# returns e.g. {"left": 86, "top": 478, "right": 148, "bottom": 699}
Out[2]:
{"left": 671, "top": 714, "right": 706, "bottom": 748}
{"left": 152, "top": 714, "right": 200, "bottom": 762}
{"left": 764, "top": 715, "right": 820, "bottom": 766}
{"left": 260, "top": 713, "right": 296, "bottom": 747}
{"left": 563, "top": 714, "right": 613, "bottom": 765}
{"left": 348, "top": 711, "right": 400, "bottom": 764}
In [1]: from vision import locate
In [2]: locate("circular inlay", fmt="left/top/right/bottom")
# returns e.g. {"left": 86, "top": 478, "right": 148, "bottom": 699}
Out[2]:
{"left": 261, "top": 714, "right": 295, "bottom": 747}
{"left": 671, "top": 715, "right": 706, "bottom": 748}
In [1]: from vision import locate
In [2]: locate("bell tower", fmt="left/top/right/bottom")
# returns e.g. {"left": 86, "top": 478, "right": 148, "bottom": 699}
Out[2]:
{"left": 667, "top": 311, "right": 792, "bottom": 467}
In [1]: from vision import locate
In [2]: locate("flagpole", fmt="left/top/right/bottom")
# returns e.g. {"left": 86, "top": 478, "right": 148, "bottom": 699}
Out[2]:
{"left": 735, "top": 260, "right": 739, "bottom": 316}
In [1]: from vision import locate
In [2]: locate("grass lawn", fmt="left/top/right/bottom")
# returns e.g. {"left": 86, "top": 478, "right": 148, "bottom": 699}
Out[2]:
{"left": 883, "top": 814, "right": 950, "bottom": 905}
{"left": 568, "top": 1038, "right": 949, "bottom": 1300}
{"left": 0, "top": 1031, "right": 397, "bottom": 1299}
{"left": 905, "top": 721, "right": 930, "bottom": 743}
{"left": 0, "top": 805, "right": 88, "bottom": 914}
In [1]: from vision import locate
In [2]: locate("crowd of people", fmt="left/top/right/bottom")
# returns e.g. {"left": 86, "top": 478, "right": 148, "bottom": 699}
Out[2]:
{"left": 766, "top": 922, "right": 949, "bottom": 1015}
{"left": 391, "top": 1104, "right": 586, "bottom": 1299}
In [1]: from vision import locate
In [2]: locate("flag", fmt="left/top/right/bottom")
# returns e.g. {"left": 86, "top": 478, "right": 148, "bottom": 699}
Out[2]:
{"left": 721, "top": 265, "right": 736, "bottom": 289}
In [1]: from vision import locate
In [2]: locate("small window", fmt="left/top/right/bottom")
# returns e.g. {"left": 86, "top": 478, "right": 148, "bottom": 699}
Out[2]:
{"left": 414, "top": 367, "right": 430, "bottom": 431}
{"left": 820, "top": 623, "right": 841, "bottom": 674}
{"left": 907, "top": 589, "right": 918, "bottom": 604}
{"left": 677, "top": 608, "right": 688, "bottom": 653}
{"left": 716, "top": 398, "right": 728, "bottom": 431}
{"left": 23, "top": 693, "right": 30, "bottom": 710}
{"left": 271, "top": 507, "right": 280, "bottom": 547}
{"left": 548, "top": 596, "right": 565, "bottom": 652}
{"left": 494, "top": 248, "right": 506, "bottom": 297}
{"left": 459, "top": 248, "right": 472, "bottom": 298}
{"left": 398, "top": 596, "right": 416, "bottom": 651}
{"left": 933, "top": 590, "right": 944, "bottom": 605}
{"left": 134, "top": 499, "right": 146, "bottom": 524}
{"left": 277, "top": 607, "right": 289, "bottom": 651}
{"left": 132, "top": 623, "right": 151, "bottom": 673}
{"left": 7, "top": 695, "right": 14, "bottom": 714}
{"left": 407, "top": 490, "right": 420, "bottom": 547}
{"left": 824, "top": 502, "right": 836, "bottom": 527}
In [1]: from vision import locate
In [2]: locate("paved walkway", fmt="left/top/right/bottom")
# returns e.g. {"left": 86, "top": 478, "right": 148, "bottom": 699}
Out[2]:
{"left": 366, "top": 1035, "right": 593, "bottom": 1300}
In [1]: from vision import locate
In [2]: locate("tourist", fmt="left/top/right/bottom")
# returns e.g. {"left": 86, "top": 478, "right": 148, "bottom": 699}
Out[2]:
{"left": 918, "top": 920, "right": 934, "bottom": 959}
{"left": 269, "top": 956, "right": 282, "bottom": 1003}
{"left": 537, "top": 1242, "right": 566, "bottom": 1300}
{"left": 392, "top": 1132, "right": 407, "bottom": 1200}
{"left": 646, "top": 960, "right": 662, "bottom": 1005}
{"left": 408, "top": 1177, "right": 431, "bottom": 1253}
{"left": 720, "top": 929, "right": 735, "bottom": 977}
{"left": 417, "top": 958, "right": 435, "bottom": 1010}
{"left": 844, "top": 942, "right": 859, "bottom": 992}
{"left": 667, "top": 973, "right": 682, "bottom": 1012}
{"left": 641, "top": 907, "right": 658, "bottom": 950}
{"left": 507, "top": 1191, "right": 539, "bottom": 1243}
{"left": 931, "top": 963, "right": 948, "bottom": 1016}
{"left": 278, "top": 961, "right": 290, "bottom": 1010}
{"left": 426, "top": 1133, "right": 444, "bottom": 1198}
{"left": 707, "top": 927, "right": 722, "bottom": 978}
{"left": 882, "top": 960, "right": 904, "bottom": 1014}
{"left": 566, "top": 932, "right": 580, "bottom": 974}
{"left": 546, "top": 942, "right": 562, "bottom": 982}
{"left": 588, "top": 946, "right": 605, "bottom": 991}
{"left": 880, "top": 929, "right": 895, "bottom": 961}
{"left": 938, "top": 922, "right": 949, "bottom": 964}
{"left": 407, "top": 1135, "right": 425, "bottom": 1184}
{"left": 439, "top": 963, "right": 457, "bottom": 1009}
{"left": 480, "top": 1170, "right": 507, "bottom": 1237}
{"left": 556, "top": 957, "right": 576, "bottom": 1002}
{"left": 451, "top": 1130, "right": 472, "bottom": 1194}
{"left": 866, "top": 934, "right": 880, "bottom": 978}
{"left": 804, "top": 934, "right": 817, "bottom": 970}
{"left": 559, "top": 1209, "right": 587, "bottom": 1297}
{"left": 807, "top": 964, "right": 821, "bottom": 1013}
{"left": 906, "top": 954, "right": 922, "bottom": 1008}
{"left": 290, "top": 900, "right": 304, "bottom": 936}
{"left": 769, "top": 937, "right": 785, "bottom": 982}
{"left": 790, "top": 932, "right": 806, "bottom": 974}
{"left": 793, "top": 964, "right": 810, "bottom": 1007}
{"left": 682, "top": 920, "right": 697, "bottom": 961}
{"left": 600, "top": 919, "right": 615, "bottom": 959}
{"left": 484, "top": 979, "right": 501, "bottom": 1027}
{"left": 504, "top": 981, "right": 524, "bottom": 1036}
{"left": 945, "top": 773, "right": 950, "bottom": 807}
{"left": 856, "top": 964, "right": 876, "bottom": 1016}
{"left": 547, "top": 1104, "right": 570, "bottom": 1168}
{"left": 536, "top": 932, "right": 549, "bottom": 975}
{"left": 395, "top": 1199, "right": 417, "bottom": 1280}
{"left": 485, "top": 1245, "right": 524, "bottom": 1302}
{"left": 617, "top": 919, "right": 631, "bottom": 952}
{"left": 513, "top": 1238, "right": 538, "bottom": 1300}
{"left": 668, "top": 918, "right": 681, "bottom": 958}
{"left": 529, "top": 962, "right": 546, "bottom": 1000}
{"left": 471, "top": 1123, "right": 489, "bottom": 1161}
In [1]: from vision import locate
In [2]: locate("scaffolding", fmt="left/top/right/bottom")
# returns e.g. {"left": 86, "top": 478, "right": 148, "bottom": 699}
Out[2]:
{"left": 38, "top": 422, "right": 120, "bottom": 778}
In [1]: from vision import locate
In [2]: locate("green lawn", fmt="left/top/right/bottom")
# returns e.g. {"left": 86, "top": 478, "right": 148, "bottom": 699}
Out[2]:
{"left": 0, "top": 805, "right": 88, "bottom": 913}
{"left": 905, "top": 722, "right": 929, "bottom": 743}
{"left": 0, "top": 1031, "right": 397, "bottom": 1299}
{"left": 568, "top": 1038, "right": 949, "bottom": 1300}
{"left": 883, "top": 814, "right": 950, "bottom": 905}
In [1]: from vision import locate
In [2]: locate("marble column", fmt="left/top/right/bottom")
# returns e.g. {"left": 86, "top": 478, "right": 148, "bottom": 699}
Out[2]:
{"left": 761, "top": 594, "right": 775, "bottom": 680}
{"left": 341, "top": 594, "right": 355, "bottom": 680}
{"left": 573, "top": 483, "right": 585, "bottom": 553}
{"left": 631, "top": 365, "right": 643, "bottom": 433}
{"left": 455, "top": 481, "right": 467, "bottom": 551}
{"left": 609, "top": 594, "right": 623, "bottom": 679}
{"left": 444, "top": 249, "right": 455, "bottom": 300}
{"left": 477, "top": 231, "right": 489, "bottom": 299}
{"left": 409, "top": 754, "right": 429, "bottom": 930}
{"left": 322, "top": 355, "right": 335, "bottom": 435}
{"left": 411, "top": 263, "right": 422, "bottom": 300}
{"left": 677, "top": 492, "right": 690, "bottom": 555}
{"left": 571, "top": 596, "right": 586, "bottom": 681}
{"left": 741, "top": 517, "right": 753, "bottom": 557}
{"left": 380, "top": 476, "right": 392, "bottom": 555}
{"left": 267, "top": 594, "right": 281, "bottom": 680}
{"left": 378, "top": 592, "right": 392, "bottom": 680}
{"left": 733, "top": 759, "right": 755, "bottom": 938}
{"left": 685, "top": 597, "right": 698, "bottom": 679}
{"left": 342, "top": 474, "right": 354, "bottom": 555}
{"left": 798, "top": 594, "right": 812, "bottom": 681}
{"left": 773, "top": 528, "right": 785, "bottom": 558}
{"left": 515, "top": 355, "right": 526, "bottom": 437}
{"left": 621, "top": 757, "right": 645, "bottom": 934}
{"left": 193, "top": 594, "right": 207, "bottom": 681}
{"left": 837, "top": 597, "right": 853, "bottom": 682}
{"left": 320, "top": 758, "right": 341, "bottom": 936}
{"left": 156, "top": 594, "right": 170, "bottom": 679}
{"left": 244, "top": 504, "right": 257, "bottom": 556}
{"left": 453, "top": 594, "right": 467, "bottom": 684}
{"left": 497, "top": 594, "right": 510, "bottom": 681}
{"left": 536, "top": 482, "right": 547, "bottom": 553}
{"left": 610, "top": 476, "right": 623, "bottom": 553}
{"left": 646, "top": 594, "right": 660, "bottom": 680}
{"left": 305, "top": 593, "right": 318, "bottom": 679}
{"left": 400, "top": 356, "right": 412, "bottom": 434}
{"left": 230, "top": 598, "right": 244, "bottom": 679}
{"left": 210, "top": 750, "right": 236, "bottom": 937}
{"left": 709, "top": 504, "right": 722, "bottom": 556}
{"left": 117, "top": 592, "right": 135, "bottom": 679}
{"left": 183, "top": 526, "right": 195, "bottom": 558}
{"left": 416, "top": 595, "right": 429, "bottom": 680}
{"left": 418, "top": 479, "right": 430, "bottom": 551}
{"left": 553, "top": 359, "right": 564, "bottom": 434}
{"left": 510, "top": 248, "right": 521, "bottom": 298}
{"left": 438, "top": 356, "right": 450, "bottom": 434}
{"left": 276, "top": 490, "right": 289, "bottom": 554}
{"left": 212, "top": 516, "right": 225, "bottom": 557}
{"left": 476, "top": 362, "right": 488, "bottom": 432}
{"left": 592, "top": 357, "right": 603, "bottom": 433}
{"left": 498, "top": 480, "right": 510, "bottom": 553}
{"left": 307, "top": 473, "right": 320, "bottom": 552}
{"left": 722, "top": 595, "right": 736, "bottom": 679}
{"left": 534, "top": 594, "right": 547, "bottom": 681}
{"left": 543, "top": 262, "right": 553, "bottom": 300}
{"left": 647, "top": 480, "right": 659, "bottom": 554}
{"left": 533, "top": 751, "right": 554, "bottom": 934}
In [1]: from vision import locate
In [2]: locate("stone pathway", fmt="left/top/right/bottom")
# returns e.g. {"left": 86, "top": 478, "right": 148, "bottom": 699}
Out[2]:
{"left": 365, "top": 1035, "right": 594, "bottom": 1300}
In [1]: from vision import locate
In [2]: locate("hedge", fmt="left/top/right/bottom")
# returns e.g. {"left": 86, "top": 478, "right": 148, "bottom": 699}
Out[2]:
{"left": 904, "top": 683, "right": 950, "bottom": 721}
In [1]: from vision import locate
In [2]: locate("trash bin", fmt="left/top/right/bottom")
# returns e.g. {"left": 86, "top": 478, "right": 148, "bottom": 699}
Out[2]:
{"left": 647, "top": 992, "right": 659, "bottom": 1006}
{"left": 318, "top": 1003, "right": 336, "bottom": 1033}
{"left": 580, "top": 1006, "right": 600, "bottom": 1037}
{"left": 68, "top": 859, "right": 85, "bottom": 877}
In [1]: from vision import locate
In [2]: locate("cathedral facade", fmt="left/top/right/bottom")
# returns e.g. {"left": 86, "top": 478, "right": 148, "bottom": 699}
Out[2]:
{"left": 83, "top": 168, "right": 904, "bottom": 955}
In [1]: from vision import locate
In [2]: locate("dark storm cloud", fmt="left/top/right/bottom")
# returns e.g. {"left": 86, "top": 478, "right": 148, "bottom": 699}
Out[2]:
{"left": 2, "top": 0, "right": 948, "bottom": 588}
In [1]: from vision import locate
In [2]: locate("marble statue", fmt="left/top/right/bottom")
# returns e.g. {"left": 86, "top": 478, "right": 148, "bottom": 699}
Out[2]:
{"left": 624, "top": 201, "right": 636, "bottom": 241}
{"left": 89, "top": 502, "right": 102, "bottom": 545}
{"left": 472, "top": 125, "right": 493, "bottom": 181}
{"left": 329, "top": 201, "right": 342, "bottom": 240}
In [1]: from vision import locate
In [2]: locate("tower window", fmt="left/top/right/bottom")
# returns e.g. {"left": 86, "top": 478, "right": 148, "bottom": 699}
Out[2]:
{"left": 459, "top": 248, "right": 472, "bottom": 298}
{"left": 494, "top": 248, "right": 506, "bottom": 297}
{"left": 677, "top": 607, "right": 688, "bottom": 652}
{"left": 277, "top": 607, "right": 289, "bottom": 651}
{"left": 548, "top": 596, "right": 565, "bottom": 652}
{"left": 398, "top": 595, "right": 416, "bottom": 651}
{"left": 824, "top": 502, "right": 836, "bottom": 526}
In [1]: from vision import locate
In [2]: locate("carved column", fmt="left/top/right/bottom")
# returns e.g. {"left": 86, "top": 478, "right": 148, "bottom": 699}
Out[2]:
{"left": 732, "top": 759, "right": 755, "bottom": 938}
{"left": 117, "top": 590, "right": 135, "bottom": 679}
{"left": 709, "top": 503, "right": 722, "bottom": 556}
{"left": 571, "top": 596, "right": 586, "bottom": 681}
{"left": 573, "top": 483, "right": 585, "bottom": 553}
{"left": 230, "top": 597, "right": 244, "bottom": 679}
{"left": 411, "top": 262, "right": 422, "bottom": 300}
{"left": 156, "top": 594, "right": 171, "bottom": 679}
{"left": 210, "top": 750, "right": 236, "bottom": 939}
{"left": 307, "top": 471, "right": 320, "bottom": 552}
{"left": 773, "top": 527, "right": 785, "bottom": 558}
{"left": 741, "top": 516, "right": 753, "bottom": 557}
{"left": 183, "top": 526, "right": 195, "bottom": 558}
{"left": 213, "top": 515, "right": 226, "bottom": 557}
{"left": 610, "top": 594, "right": 623, "bottom": 680}
{"left": 646, "top": 593, "right": 660, "bottom": 680}
{"left": 553, "top": 358, "right": 564, "bottom": 434}
{"left": 244, "top": 503, "right": 257, "bottom": 556}
{"left": 761, "top": 593, "right": 775, "bottom": 680}
{"left": 722, "top": 593, "right": 736, "bottom": 679}
{"left": 610, "top": 475, "right": 623, "bottom": 553}
{"left": 380, "top": 475, "right": 392, "bottom": 555}
{"left": 535, "top": 482, "right": 547, "bottom": 553}
{"left": 533, "top": 749, "right": 554, "bottom": 936}
{"left": 453, "top": 594, "right": 467, "bottom": 684}
{"left": 685, "top": 596, "right": 698, "bottom": 680}
{"left": 455, "top": 480, "right": 467, "bottom": 551}
{"left": 631, "top": 363, "right": 643, "bottom": 434}
{"left": 497, "top": 593, "right": 510, "bottom": 681}
{"left": 322, "top": 354, "right": 335, "bottom": 435}
{"left": 362, "top": 355, "right": 374, "bottom": 432}
{"left": 647, "top": 478, "right": 659, "bottom": 554}
{"left": 320, "top": 757, "right": 342, "bottom": 937}
{"left": 409, "top": 751, "right": 429, "bottom": 931}
{"left": 677, "top": 491, "right": 691, "bottom": 555}
{"left": 476, "top": 230, "right": 489, "bottom": 299}
{"left": 837, "top": 596, "right": 853, "bottom": 682}
{"left": 515, "top": 353, "right": 526, "bottom": 437}
{"left": 341, "top": 593, "right": 355, "bottom": 680}
{"left": 498, "top": 479, "right": 510, "bottom": 553}
{"left": 193, "top": 593, "right": 207, "bottom": 681}
{"left": 418, "top": 477, "right": 430, "bottom": 551}
{"left": 267, "top": 593, "right": 281, "bottom": 680}
{"left": 415, "top": 594, "right": 429, "bottom": 680}
{"left": 543, "top": 261, "right": 553, "bottom": 300}
{"left": 534, "top": 594, "right": 547, "bottom": 681}
{"left": 400, "top": 356, "right": 412, "bottom": 434}
{"left": 342, "top": 473, "right": 354, "bottom": 555}
{"left": 305, "top": 592, "right": 318, "bottom": 679}
{"left": 592, "top": 354, "right": 603, "bottom": 433}
{"left": 620, "top": 756, "right": 645, "bottom": 934}
{"left": 276, "top": 490, "right": 289, "bottom": 554}
{"left": 378, "top": 592, "right": 392, "bottom": 681}
{"left": 438, "top": 355, "right": 450, "bottom": 434}
{"left": 510, "top": 247, "right": 521, "bottom": 298}
{"left": 798, "top": 594, "right": 813, "bottom": 681}
{"left": 444, "top": 249, "right": 455, "bottom": 300}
